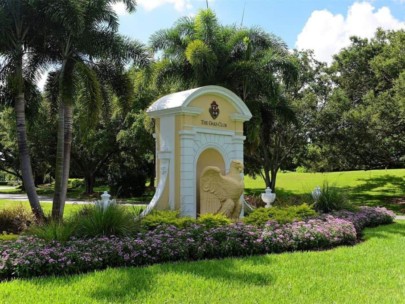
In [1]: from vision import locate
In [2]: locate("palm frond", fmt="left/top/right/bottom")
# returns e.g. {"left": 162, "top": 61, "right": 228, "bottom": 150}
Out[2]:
{"left": 74, "top": 61, "right": 102, "bottom": 127}
{"left": 150, "top": 28, "right": 186, "bottom": 56}
{"left": 45, "top": 0, "right": 85, "bottom": 35}
{"left": 261, "top": 50, "right": 299, "bottom": 87}
{"left": 44, "top": 70, "right": 60, "bottom": 115}
{"left": 194, "top": 9, "right": 219, "bottom": 46}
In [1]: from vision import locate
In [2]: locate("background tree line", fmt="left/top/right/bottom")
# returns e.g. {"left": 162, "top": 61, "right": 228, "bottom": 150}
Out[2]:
{"left": 1, "top": 3, "right": 404, "bottom": 220}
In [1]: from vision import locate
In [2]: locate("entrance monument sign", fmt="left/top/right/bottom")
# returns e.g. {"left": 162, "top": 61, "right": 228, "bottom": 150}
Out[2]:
{"left": 141, "top": 86, "right": 252, "bottom": 219}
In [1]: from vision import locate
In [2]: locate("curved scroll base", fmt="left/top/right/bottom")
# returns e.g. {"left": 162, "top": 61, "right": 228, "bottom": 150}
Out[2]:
{"left": 242, "top": 197, "right": 255, "bottom": 215}
{"left": 139, "top": 159, "right": 170, "bottom": 218}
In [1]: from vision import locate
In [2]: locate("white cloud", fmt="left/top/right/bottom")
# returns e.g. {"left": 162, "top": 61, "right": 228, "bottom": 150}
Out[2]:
{"left": 296, "top": 2, "right": 405, "bottom": 64}
{"left": 138, "top": 0, "right": 192, "bottom": 12}
{"left": 112, "top": 3, "right": 131, "bottom": 16}
{"left": 113, "top": 0, "right": 203, "bottom": 15}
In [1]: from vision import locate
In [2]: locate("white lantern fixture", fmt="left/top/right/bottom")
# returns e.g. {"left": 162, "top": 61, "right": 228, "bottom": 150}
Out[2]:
{"left": 261, "top": 187, "right": 276, "bottom": 208}
{"left": 312, "top": 186, "right": 321, "bottom": 202}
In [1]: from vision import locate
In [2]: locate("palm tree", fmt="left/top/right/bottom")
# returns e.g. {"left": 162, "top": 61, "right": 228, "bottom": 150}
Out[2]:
{"left": 159, "top": 10, "right": 300, "bottom": 191}
{"left": 44, "top": 0, "right": 148, "bottom": 220}
{"left": 0, "top": 0, "right": 46, "bottom": 220}
{"left": 149, "top": 9, "right": 299, "bottom": 190}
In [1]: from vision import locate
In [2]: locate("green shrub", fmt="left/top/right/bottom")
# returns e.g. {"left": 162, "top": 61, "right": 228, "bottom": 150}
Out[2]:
{"left": 72, "top": 205, "right": 139, "bottom": 238}
{"left": 141, "top": 210, "right": 194, "bottom": 230}
{"left": 0, "top": 205, "right": 34, "bottom": 234}
{"left": 108, "top": 165, "right": 147, "bottom": 198}
{"left": 197, "top": 213, "right": 231, "bottom": 228}
{"left": 28, "top": 221, "right": 77, "bottom": 242}
{"left": 68, "top": 179, "right": 84, "bottom": 189}
{"left": 314, "top": 182, "right": 355, "bottom": 213}
{"left": 243, "top": 204, "right": 317, "bottom": 226}
{"left": 0, "top": 233, "right": 18, "bottom": 241}
{"left": 295, "top": 166, "right": 309, "bottom": 173}
{"left": 28, "top": 204, "right": 139, "bottom": 241}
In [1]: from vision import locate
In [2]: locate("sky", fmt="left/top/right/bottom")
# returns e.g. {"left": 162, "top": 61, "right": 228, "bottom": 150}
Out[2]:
{"left": 113, "top": 0, "right": 405, "bottom": 64}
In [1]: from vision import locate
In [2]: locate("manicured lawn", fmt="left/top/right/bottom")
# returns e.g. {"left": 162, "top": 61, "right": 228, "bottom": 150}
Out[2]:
{"left": 0, "top": 200, "right": 144, "bottom": 220}
{"left": 0, "top": 221, "right": 403, "bottom": 303}
{"left": 0, "top": 184, "right": 109, "bottom": 199}
{"left": 0, "top": 200, "right": 84, "bottom": 218}
{"left": 0, "top": 186, "right": 19, "bottom": 194}
{"left": 1, "top": 169, "right": 404, "bottom": 212}
{"left": 245, "top": 169, "right": 405, "bottom": 213}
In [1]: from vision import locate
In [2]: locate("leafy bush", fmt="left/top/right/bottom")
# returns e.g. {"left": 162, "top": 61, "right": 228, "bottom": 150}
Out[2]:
{"left": 29, "top": 205, "right": 139, "bottom": 241}
{"left": 0, "top": 206, "right": 34, "bottom": 234}
{"left": 68, "top": 179, "right": 84, "bottom": 189}
{"left": 108, "top": 165, "right": 147, "bottom": 198}
{"left": 141, "top": 210, "right": 194, "bottom": 230}
{"left": 313, "top": 182, "right": 354, "bottom": 213}
{"left": 295, "top": 166, "right": 309, "bottom": 173}
{"left": 197, "top": 213, "right": 231, "bottom": 228}
{"left": 71, "top": 205, "right": 139, "bottom": 238}
{"left": 0, "top": 233, "right": 18, "bottom": 241}
{"left": 28, "top": 221, "right": 77, "bottom": 242}
{"left": 243, "top": 204, "right": 317, "bottom": 226}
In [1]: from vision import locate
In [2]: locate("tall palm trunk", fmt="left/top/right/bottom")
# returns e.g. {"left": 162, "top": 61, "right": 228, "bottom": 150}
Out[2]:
{"left": 52, "top": 103, "right": 65, "bottom": 220}
{"left": 14, "top": 54, "right": 44, "bottom": 221}
{"left": 52, "top": 58, "right": 74, "bottom": 220}
{"left": 60, "top": 103, "right": 73, "bottom": 212}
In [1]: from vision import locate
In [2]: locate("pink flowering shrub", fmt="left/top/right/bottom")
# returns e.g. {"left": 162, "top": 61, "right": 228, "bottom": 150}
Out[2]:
{"left": 261, "top": 216, "right": 357, "bottom": 252}
{"left": 0, "top": 224, "right": 263, "bottom": 280}
{"left": 0, "top": 207, "right": 395, "bottom": 280}
{"left": 327, "top": 206, "right": 395, "bottom": 235}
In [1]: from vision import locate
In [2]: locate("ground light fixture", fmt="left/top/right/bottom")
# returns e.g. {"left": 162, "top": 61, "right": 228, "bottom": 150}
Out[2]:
{"left": 261, "top": 187, "right": 276, "bottom": 208}
{"left": 312, "top": 186, "right": 321, "bottom": 202}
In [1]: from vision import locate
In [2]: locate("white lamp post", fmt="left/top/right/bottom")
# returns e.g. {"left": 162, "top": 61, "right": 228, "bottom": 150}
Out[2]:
{"left": 261, "top": 187, "right": 276, "bottom": 208}
{"left": 312, "top": 186, "right": 321, "bottom": 202}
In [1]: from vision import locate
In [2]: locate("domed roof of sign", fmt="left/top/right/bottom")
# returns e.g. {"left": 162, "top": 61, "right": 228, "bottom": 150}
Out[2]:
{"left": 147, "top": 85, "right": 252, "bottom": 119}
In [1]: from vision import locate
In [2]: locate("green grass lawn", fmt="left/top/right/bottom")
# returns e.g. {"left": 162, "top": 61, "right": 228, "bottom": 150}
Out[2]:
{"left": 0, "top": 200, "right": 84, "bottom": 218}
{"left": 0, "top": 184, "right": 109, "bottom": 199}
{"left": 0, "top": 221, "right": 403, "bottom": 303}
{"left": 245, "top": 169, "right": 405, "bottom": 213}
{"left": 0, "top": 200, "right": 144, "bottom": 221}
{"left": 1, "top": 169, "right": 404, "bottom": 213}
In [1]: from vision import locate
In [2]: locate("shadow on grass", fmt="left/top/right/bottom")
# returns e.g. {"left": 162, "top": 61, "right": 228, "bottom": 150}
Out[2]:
{"left": 27, "top": 257, "right": 274, "bottom": 302}
{"left": 157, "top": 257, "right": 274, "bottom": 286}
{"left": 88, "top": 258, "right": 273, "bottom": 302}
{"left": 245, "top": 175, "right": 405, "bottom": 213}
{"left": 347, "top": 175, "right": 405, "bottom": 213}
{"left": 245, "top": 188, "right": 313, "bottom": 207}
{"left": 362, "top": 221, "right": 405, "bottom": 240}
{"left": 25, "top": 266, "right": 158, "bottom": 301}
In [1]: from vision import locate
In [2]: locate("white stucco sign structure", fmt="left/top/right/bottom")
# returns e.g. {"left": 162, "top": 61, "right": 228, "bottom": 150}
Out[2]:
{"left": 141, "top": 85, "right": 252, "bottom": 218}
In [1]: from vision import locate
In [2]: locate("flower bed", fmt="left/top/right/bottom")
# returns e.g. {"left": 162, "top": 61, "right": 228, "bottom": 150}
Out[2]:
{"left": 262, "top": 216, "right": 357, "bottom": 252}
{"left": 0, "top": 207, "right": 395, "bottom": 280}
{"left": 324, "top": 206, "right": 396, "bottom": 236}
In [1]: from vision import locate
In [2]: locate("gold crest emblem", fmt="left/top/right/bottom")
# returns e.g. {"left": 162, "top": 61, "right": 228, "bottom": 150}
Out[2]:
{"left": 209, "top": 101, "right": 220, "bottom": 119}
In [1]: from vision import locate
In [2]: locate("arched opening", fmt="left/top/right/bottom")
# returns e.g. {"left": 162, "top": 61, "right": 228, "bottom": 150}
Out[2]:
{"left": 196, "top": 148, "right": 225, "bottom": 216}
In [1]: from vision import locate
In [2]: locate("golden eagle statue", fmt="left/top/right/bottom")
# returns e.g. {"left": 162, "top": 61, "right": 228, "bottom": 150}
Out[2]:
{"left": 199, "top": 160, "right": 244, "bottom": 219}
